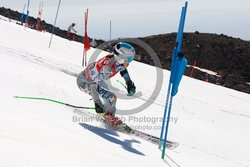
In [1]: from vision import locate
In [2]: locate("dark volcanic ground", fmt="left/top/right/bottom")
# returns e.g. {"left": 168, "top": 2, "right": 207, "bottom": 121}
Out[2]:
{"left": 137, "top": 33, "right": 250, "bottom": 94}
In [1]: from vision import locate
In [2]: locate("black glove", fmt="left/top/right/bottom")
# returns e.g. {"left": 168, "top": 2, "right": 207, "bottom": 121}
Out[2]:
{"left": 126, "top": 80, "right": 136, "bottom": 96}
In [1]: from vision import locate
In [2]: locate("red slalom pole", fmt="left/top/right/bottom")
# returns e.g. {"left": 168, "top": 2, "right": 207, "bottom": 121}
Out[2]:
{"left": 190, "top": 60, "right": 197, "bottom": 78}
{"left": 82, "top": 9, "right": 90, "bottom": 67}
{"left": 36, "top": 2, "right": 43, "bottom": 30}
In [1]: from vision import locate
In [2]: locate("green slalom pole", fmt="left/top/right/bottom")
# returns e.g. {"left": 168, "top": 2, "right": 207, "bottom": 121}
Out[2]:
{"left": 13, "top": 96, "right": 95, "bottom": 110}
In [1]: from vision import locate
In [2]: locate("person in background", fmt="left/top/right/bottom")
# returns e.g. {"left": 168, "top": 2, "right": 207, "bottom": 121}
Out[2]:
{"left": 67, "top": 23, "right": 77, "bottom": 41}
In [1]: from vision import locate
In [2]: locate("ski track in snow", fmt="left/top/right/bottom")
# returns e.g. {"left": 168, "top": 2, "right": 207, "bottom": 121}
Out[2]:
{"left": 2, "top": 44, "right": 250, "bottom": 120}
{"left": 0, "top": 45, "right": 79, "bottom": 78}
{"left": 0, "top": 44, "right": 172, "bottom": 109}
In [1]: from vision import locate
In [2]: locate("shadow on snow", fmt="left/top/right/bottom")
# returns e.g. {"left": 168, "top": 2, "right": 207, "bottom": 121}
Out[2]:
{"left": 79, "top": 123, "right": 145, "bottom": 156}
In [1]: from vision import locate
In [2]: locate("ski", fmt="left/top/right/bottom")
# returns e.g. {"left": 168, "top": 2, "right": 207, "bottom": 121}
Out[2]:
{"left": 73, "top": 109, "right": 179, "bottom": 150}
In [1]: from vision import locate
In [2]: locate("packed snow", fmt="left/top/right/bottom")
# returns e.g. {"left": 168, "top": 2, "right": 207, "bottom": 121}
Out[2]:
{"left": 1, "top": 18, "right": 250, "bottom": 167}
{"left": 187, "top": 64, "right": 221, "bottom": 77}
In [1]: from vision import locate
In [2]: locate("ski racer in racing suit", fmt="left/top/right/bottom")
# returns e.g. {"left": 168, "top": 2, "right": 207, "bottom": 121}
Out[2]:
{"left": 76, "top": 42, "right": 136, "bottom": 119}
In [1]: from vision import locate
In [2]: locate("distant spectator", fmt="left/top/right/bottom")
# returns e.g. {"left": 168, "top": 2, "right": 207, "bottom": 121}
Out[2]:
{"left": 90, "top": 38, "right": 97, "bottom": 47}
{"left": 67, "top": 23, "right": 77, "bottom": 41}
{"left": 41, "top": 25, "right": 46, "bottom": 32}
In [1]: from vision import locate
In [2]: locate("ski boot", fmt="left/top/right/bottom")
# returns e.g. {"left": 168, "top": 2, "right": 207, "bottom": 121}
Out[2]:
{"left": 94, "top": 101, "right": 105, "bottom": 113}
{"left": 103, "top": 112, "right": 122, "bottom": 126}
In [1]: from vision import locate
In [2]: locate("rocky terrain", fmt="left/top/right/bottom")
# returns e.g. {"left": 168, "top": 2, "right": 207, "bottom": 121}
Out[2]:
{"left": 137, "top": 33, "right": 250, "bottom": 94}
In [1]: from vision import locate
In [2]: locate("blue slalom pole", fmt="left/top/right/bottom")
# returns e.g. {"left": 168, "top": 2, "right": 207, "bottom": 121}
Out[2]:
{"left": 161, "top": 95, "right": 174, "bottom": 158}
{"left": 159, "top": 83, "right": 172, "bottom": 149}
{"left": 25, "top": 0, "right": 30, "bottom": 26}
{"left": 159, "top": 48, "right": 178, "bottom": 149}
{"left": 162, "top": 57, "right": 187, "bottom": 159}
{"left": 160, "top": 1, "right": 188, "bottom": 159}
{"left": 177, "top": 2, "right": 188, "bottom": 52}
{"left": 20, "top": 4, "right": 26, "bottom": 24}
{"left": 49, "top": 0, "right": 62, "bottom": 48}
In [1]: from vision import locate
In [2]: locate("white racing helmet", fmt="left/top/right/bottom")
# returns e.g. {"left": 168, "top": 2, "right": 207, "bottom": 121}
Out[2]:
{"left": 114, "top": 42, "right": 135, "bottom": 64}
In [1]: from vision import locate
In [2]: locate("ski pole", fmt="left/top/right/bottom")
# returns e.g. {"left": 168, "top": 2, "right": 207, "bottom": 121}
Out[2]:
{"left": 13, "top": 96, "right": 95, "bottom": 110}
{"left": 116, "top": 80, "right": 127, "bottom": 89}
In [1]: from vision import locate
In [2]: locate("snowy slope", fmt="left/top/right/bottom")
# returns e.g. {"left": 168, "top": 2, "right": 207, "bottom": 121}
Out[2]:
{"left": 1, "top": 18, "right": 250, "bottom": 167}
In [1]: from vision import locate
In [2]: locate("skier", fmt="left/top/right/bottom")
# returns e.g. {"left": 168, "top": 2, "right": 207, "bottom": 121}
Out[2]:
{"left": 76, "top": 42, "right": 136, "bottom": 125}
{"left": 67, "top": 23, "right": 77, "bottom": 41}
